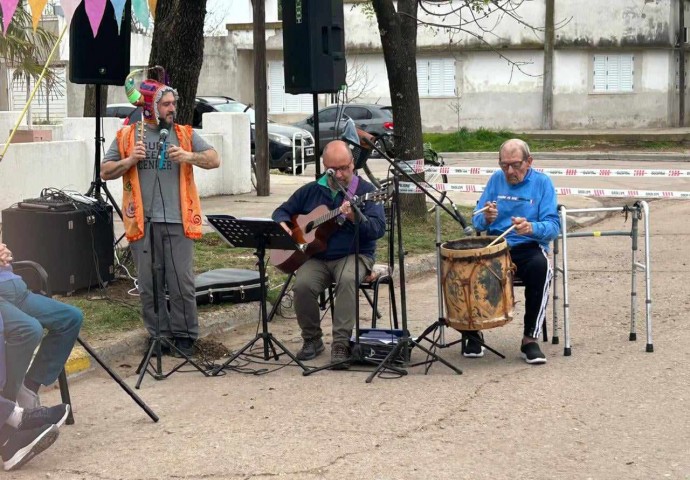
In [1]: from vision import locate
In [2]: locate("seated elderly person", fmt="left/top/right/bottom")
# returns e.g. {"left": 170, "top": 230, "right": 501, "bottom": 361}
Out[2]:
{"left": 0, "top": 243, "right": 83, "bottom": 407}
{"left": 0, "top": 313, "right": 70, "bottom": 471}
{"left": 470, "top": 139, "right": 560, "bottom": 364}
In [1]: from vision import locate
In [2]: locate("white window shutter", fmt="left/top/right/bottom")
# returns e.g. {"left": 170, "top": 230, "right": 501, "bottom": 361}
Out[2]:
{"left": 417, "top": 59, "right": 429, "bottom": 97}
{"left": 442, "top": 58, "right": 456, "bottom": 96}
{"left": 428, "top": 59, "right": 443, "bottom": 96}
{"left": 619, "top": 54, "right": 634, "bottom": 92}
{"left": 268, "top": 62, "right": 285, "bottom": 113}
{"left": 593, "top": 55, "right": 607, "bottom": 92}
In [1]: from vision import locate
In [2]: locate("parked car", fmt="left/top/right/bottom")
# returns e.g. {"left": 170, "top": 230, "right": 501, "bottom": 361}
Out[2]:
{"left": 292, "top": 103, "right": 394, "bottom": 157}
{"left": 105, "top": 103, "right": 137, "bottom": 119}
{"left": 124, "top": 96, "right": 316, "bottom": 173}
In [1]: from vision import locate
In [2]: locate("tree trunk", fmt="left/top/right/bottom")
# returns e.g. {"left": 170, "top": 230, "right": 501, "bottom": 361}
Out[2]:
{"left": 82, "top": 85, "right": 108, "bottom": 117}
{"left": 372, "top": 0, "right": 426, "bottom": 216}
{"left": 148, "top": 0, "right": 208, "bottom": 126}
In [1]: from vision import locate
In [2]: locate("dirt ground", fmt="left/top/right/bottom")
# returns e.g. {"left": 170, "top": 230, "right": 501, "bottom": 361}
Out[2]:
{"left": 5, "top": 198, "right": 688, "bottom": 480}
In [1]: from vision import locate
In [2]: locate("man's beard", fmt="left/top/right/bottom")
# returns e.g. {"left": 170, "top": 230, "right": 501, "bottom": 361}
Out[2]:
{"left": 158, "top": 114, "right": 174, "bottom": 130}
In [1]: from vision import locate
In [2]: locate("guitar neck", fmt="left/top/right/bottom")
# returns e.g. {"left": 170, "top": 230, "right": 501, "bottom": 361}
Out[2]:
{"left": 312, "top": 208, "right": 342, "bottom": 229}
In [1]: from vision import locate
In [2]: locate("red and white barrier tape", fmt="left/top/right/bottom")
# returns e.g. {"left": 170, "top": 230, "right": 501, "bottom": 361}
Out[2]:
{"left": 418, "top": 165, "right": 690, "bottom": 177}
{"left": 398, "top": 182, "right": 690, "bottom": 198}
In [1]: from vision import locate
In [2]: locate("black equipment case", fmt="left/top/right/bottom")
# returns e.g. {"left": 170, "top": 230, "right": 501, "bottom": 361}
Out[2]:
{"left": 194, "top": 268, "right": 264, "bottom": 305}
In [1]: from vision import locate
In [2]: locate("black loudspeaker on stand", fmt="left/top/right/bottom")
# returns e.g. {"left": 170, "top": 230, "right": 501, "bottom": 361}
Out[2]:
{"left": 282, "top": 0, "right": 346, "bottom": 94}
{"left": 69, "top": 0, "right": 131, "bottom": 224}
{"left": 69, "top": 0, "right": 132, "bottom": 85}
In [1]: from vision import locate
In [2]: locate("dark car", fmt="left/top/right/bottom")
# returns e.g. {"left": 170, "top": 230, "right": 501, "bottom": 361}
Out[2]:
{"left": 124, "top": 96, "right": 316, "bottom": 173}
{"left": 292, "top": 104, "right": 394, "bottom": 157}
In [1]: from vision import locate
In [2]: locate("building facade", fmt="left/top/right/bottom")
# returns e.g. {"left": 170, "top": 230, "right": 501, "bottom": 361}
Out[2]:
{"left": 227, "top": 0, "right": 690, "bottom": 130}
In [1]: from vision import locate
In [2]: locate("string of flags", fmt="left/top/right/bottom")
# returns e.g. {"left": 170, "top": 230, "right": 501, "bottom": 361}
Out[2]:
{"left": 1, "top": 0, "right": 157, "bottom": 36}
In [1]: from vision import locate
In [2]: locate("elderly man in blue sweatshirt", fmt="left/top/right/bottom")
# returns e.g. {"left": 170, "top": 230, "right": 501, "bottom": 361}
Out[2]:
{"left": 273, "top": 140, "right": 386, "bottom": 368}
{"left": 0, "top": 243, "right": 82, "bottom": 407}
{"left": 471, "top": 139, "right": 560, "bottom": 364}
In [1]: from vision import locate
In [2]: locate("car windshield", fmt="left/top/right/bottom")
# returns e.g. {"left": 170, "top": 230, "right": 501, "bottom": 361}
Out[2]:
{"left": 209, "top": 102, "right": 256, "bottom": 123}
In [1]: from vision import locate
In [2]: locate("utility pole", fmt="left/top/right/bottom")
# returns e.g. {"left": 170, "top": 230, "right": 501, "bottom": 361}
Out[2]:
{"left": 253, "top": 0, "right": 270, "bottom": 196}
{"left": 541, "top": 0, "right": 555, "bottom": 130}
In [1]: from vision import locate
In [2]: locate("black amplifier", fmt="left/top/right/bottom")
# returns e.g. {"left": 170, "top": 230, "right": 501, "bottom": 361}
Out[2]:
{"left": 2, "top": 203, "right": 115, "bottom": 294}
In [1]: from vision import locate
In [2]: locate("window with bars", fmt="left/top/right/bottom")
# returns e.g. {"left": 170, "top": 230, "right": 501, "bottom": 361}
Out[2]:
{"left": 593, "top": 54, "right": 634, "bottom": 93}
{"left": 417, "top": 58, "right": 456, "bottom": 97}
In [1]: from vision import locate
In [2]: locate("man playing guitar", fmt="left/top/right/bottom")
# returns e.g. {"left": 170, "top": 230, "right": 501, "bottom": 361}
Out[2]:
{"left": 272, "top": 140, "right": 386, "bottom": 369}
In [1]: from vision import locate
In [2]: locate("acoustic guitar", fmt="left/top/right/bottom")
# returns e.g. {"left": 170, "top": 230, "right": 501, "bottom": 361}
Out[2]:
{"left": 269, "top": 189, "right": 387, "bottom": 274}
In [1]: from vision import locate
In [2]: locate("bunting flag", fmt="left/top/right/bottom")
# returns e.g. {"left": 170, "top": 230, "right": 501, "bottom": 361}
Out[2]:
{"left": 84, "top": 0, "right": 106, "bottom": 36}
{"left": 147, "top": 0, "right": 156, "bottom": 19}
{"left": 3, "top": 0, "right": 155, "bottom": 35}
{"left": 132, "top": 0, "right": 148, "bottom": 29}
{"left": 0, "top": 0, "right": 19, "bottom": 35}
{"left": 28, "top": 0, "right": 48, "bottom": 31}
{"left": 60, "top": 0, "right": 81, "bottom": 25}
{"left": 110, "top": 0, "right": 126, "bottom": 33}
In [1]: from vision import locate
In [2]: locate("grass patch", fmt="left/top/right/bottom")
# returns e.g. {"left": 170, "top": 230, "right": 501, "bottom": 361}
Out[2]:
{"left": 423, "top": 128, "right": 684, "bottom": 153}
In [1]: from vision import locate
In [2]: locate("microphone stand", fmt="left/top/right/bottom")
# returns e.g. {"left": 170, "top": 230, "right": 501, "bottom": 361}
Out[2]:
{"left": 135, "top": 125, "right": 209, "bottom": 388}
{"left": 361, "top": 138, "right": 464, "bottom": 380}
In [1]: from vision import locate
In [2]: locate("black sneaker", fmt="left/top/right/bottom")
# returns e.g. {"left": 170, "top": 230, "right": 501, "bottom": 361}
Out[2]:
{"left": 171, "top": 337, "right": 195, "bottom": 358}
{"left": 295, "top": 338, "right": 325, "bottom": 360}
{"left": 330, "top": 343, "right": 351, "bottom": 370}
{"left": 0, "top": 424, "right": 59, "bottom": 471}
{"left": 520, "top": 342, "right": 547, "bottom": 364}
{"left": 462, "top": 331, "right": 485, "bottom": 358}
{"left": 19, "top": 404, "right": 70, "bottom": 430}
{"left": 147, "top": 337, "right": 171, "bottom": 357}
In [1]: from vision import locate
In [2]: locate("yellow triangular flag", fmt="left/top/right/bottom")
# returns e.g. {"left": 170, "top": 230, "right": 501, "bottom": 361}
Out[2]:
{"left": 147, "top": 0, "right": 156, "bottom": 19}
{"left": 28, "top": 0, "right": 48, "bottom": 31}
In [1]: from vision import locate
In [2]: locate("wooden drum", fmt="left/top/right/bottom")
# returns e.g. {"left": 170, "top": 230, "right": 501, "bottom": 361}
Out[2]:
{"left": 440, "top": 237, "right": 515, "bottom": 331}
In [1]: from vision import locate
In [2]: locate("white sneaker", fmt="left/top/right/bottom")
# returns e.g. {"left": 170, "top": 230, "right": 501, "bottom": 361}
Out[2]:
{"left": 15, "top": 385, "right": 40, "bottom": 410}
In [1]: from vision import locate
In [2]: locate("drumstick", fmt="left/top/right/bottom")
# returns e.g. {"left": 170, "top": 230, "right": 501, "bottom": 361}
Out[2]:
{"left": 487, "top": 224, "right": 517, "bottom": 247}
{"left": 473, "top": 205, "right": 490, "bottom": 215}
{"left": 139, "top": 120, "right": 144, "bottom": 141}
{"left": 473, "top": 201, "right": 496, "bottom": 215}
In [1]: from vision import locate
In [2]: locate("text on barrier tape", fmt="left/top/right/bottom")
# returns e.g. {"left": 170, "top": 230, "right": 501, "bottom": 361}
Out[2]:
{"left": 397, "top": 182, "right": 690, "bottom": 198}
{"left": 418, "top": 166, "right": 690, "bottom": 177}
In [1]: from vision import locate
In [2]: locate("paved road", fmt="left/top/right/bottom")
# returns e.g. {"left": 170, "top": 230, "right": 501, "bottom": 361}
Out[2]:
{"left": 15, "top": 197, "right": 690, "bottom": 479}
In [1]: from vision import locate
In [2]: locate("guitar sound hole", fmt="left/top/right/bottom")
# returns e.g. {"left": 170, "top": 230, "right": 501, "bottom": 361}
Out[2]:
{"left": 305, "top": 221, "right": 314, "bottom": 234}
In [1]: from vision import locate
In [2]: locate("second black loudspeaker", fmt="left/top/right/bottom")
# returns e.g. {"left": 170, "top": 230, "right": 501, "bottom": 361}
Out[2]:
{"left": 69, "top": 0, "right": 131, "bottom": 85}
{"left": 282, "top": 0, "right": 346, "bottom": 94}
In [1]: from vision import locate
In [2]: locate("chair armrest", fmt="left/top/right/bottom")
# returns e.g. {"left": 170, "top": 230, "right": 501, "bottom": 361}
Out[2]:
{"left": 11, "top": 261, "right": 51, "bottom": 296}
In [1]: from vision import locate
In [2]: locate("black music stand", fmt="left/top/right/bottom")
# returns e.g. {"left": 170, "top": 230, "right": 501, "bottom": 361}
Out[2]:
{"left": 207, "top": 215, "right": 310, "bottom": 374}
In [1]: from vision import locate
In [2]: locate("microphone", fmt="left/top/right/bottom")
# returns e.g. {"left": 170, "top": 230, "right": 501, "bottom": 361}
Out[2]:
{"left": 157, "top": 129, "right": 169, "bottom": 169}
{"left": 452, "top": 202, "right": 475, "bottom": 236}
{"left": 158, "top": 128, "right": 169, "bottom": 150}
{"left": 325, "top": 168, "right": 336, "bottom": 177}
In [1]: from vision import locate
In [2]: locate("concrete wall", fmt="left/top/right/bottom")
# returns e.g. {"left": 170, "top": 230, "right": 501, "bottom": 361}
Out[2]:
{"left": 552, "top": 50, "right": 673, "bottom": 128}
{"left": 0, "top": 113, "right": 251, "bottom": 217}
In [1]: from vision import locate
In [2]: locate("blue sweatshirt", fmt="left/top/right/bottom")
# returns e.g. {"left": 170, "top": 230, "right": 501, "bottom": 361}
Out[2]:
{"left": 472, "top": 168, "right": 560, "bottom": 251}
{"left": 272, "top": 178, "right": 386, "bottom": 260}
{"left": 0, "top": 266, "right": 18, "bottom": 283}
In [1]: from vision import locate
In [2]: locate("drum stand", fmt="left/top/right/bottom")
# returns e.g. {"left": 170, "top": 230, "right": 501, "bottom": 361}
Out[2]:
{"left": 414, "top": 207, "right": 506, "bottom": 360}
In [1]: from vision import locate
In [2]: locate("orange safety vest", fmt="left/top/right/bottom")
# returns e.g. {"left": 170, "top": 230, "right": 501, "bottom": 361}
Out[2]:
{"left": 116, "top": 123, "right": 203, "bottom": 242}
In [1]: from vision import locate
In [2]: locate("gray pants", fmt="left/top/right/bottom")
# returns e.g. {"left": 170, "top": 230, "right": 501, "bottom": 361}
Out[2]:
{"left": 293, "top": 255, "right": 374, "bottom": 346}
{"left": 130, "top": 223, "right": 198, "bottom": 339}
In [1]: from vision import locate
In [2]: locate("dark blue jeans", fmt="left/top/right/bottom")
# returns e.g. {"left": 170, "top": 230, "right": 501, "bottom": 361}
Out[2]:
{"left": 0, "top": 278, "right": 83, "bottom": 401}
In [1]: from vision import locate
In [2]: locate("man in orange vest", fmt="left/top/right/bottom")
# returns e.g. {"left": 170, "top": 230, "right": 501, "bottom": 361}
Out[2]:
{"left": 101, "top": 79, "right": 219, "bottom": 357}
